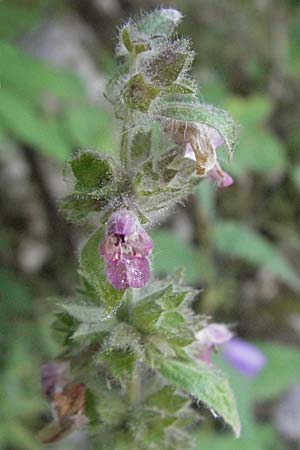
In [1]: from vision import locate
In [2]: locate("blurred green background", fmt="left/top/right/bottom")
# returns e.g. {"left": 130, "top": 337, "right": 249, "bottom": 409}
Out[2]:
{"left": 1, "top": 0, "right": 300, "bottom": 449}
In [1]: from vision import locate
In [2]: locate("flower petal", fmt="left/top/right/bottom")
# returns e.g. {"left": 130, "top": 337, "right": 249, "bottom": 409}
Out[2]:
{"left": 106, "top": 261, "right": 130, "bottom": 289}
{"left": 126, "top": 257, "right": 150, "bottom": 288}
{"left": 195, "top": 323, "right": 233, "bottom": 346}
{"left": 207, "top": 161, "right": 233, "bottom": 188}
{"left": 107, "top": 209, "right": 138, "bottom": 235}
{"left": 222, "top": 338, "right": 267, "bottom": 377}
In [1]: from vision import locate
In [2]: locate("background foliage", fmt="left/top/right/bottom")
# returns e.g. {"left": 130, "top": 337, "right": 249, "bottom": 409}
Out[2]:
{"left": 1, "top": 0, "right": 300, "bottom": 449}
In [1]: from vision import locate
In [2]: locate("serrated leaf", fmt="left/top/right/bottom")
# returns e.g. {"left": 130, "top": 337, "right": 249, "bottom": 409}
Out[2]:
{"left": 99, "top": 349, "right": 137, "bottom": 378}
{"left": 155, "top": 284, "right": 187, "bottom": 309}
{"left": 70, "top": 151, "right": 114, "bottom": 191}
{"left": 72, "top": 322, "right": 115, "bottom": 339}
{"left": 102, "top": 322, "right": 143, "bottom": 354}
{"left": 60, "top": 304, "right": 104, "bottom": 323}
{"left": 144, "top": 45, "right": 192, "bottom": 87}
{"left": 122, "top": 73, "right": 160, "bottom": 113}
{"left": 130, "top": 296, "right": 163, "bottom": 332}
{"left": 80, "top": 227, "right": 125, "bottom": 316}
{"left": 214, "top": 220, "right": 300, "bottom": 292}
{"left": 59, "top": 304, "right": 118, "bottom": 337}
{"left": 154, "top": 311, "right": 194, "bottom": 346}
{"left": 96, "top": 390, "right": 128, "bottom": 426}
{"left": 98, "top": 323, "right": 143, "bottom": 377}
{"left": 130, "top": 129, "right": 152, "bottom": 162}
{"left": 153, "top": 94, "right": 237, "bottom": 159}
{"left": 145, "top": 385, "right": 188, "bottom": 414}
{"left": 157, "top": 355, "right": 240, "bottom": 437}
{"left": 136, "top": 9, "right": 183, "bottom": 38}
{"left": 60, "top": 195, "right": 100, "bottom": 222}
{"left": 165, "top": 78, "right": 197, "bottom": 94}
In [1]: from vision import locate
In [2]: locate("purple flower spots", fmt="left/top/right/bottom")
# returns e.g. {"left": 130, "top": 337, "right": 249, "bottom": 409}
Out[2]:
{"left": 222, "top": 338, "right": 267, "bottom": 378}
{"left": 99, "top": 209, "right": 153, "bottom": 289}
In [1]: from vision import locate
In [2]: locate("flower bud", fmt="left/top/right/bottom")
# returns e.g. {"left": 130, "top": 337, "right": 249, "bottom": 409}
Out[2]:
{"left": 99, "top": 209, "right": 153, "bottom": 289}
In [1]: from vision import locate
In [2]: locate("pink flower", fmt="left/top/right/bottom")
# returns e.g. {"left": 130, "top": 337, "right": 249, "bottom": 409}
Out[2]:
{"left": 195, "top": 323, "right": 233, "bottom": 363}
{"left": 184, "top": 141, "right": 234, "bottom": 188}
{"left": 207, "top": 160, "right": 234, "bottom": 188}
{"left": 195, "top": 324, "right": 267, "bottom": 378}
{"left": 99, "top": 209, "right": 153, "bottom": 289}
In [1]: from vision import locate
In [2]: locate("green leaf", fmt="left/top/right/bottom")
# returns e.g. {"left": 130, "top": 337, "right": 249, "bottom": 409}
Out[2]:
{"left": 152, "top": 230, "right": 207, "bottom": 284}
{"left": 231, "top": 128, "right": 287, "bottom": 174}
{"left": 130, "top": 295, "right": 163, "bottom": 332}
{"left": 144, "top": 44, "right": 193, "bottom": 87}
{"left": 129, "top": 282, "right": 192, "bottom": 334}
{"left": 121, "top": 25, "right": 134, "bottom": 52}
{"left": 154, "top": 311, "right": 194, "bottom": 346}
{"left": 0, "top": 42, "right": 84, "bottom": 103}
{"left": 80, "top": 227, "right": 125, "bottom": 316}
{"left": 102, "top": 322, "right": 143, "bottom": 354}
{"left": 122, "top": 74, "right": 160, "bottom": 113}
{"left": 72, "top": 321, "right": 115, "bottom": 339}
{"left": 136, "top": 8, "right": 183, "bottom": 38}
{"left": 214, "top": 220, "right": 300, "bottom": 292}
{"left": 144, "top": 385, "right": 188, "bottom": 414}
{"left": 99, "top": 349, "right": 137, "bottom": 378}
{"left": 60, "top": 303, "right": 104, "bottom": 322}
{"left": 153, "top": 94, "right": 237, "bottom": 159}
{"left": 60, "top": 195, "right": 99, "bottom": 222}
{"left": 98, "top": 323, "right": 143, "bottom": 377}
{"left": 96, "top": 389, "right": 128, "bottom": 426}
{"left": 157, "top": 355, "right": 240, "bottom": 437}
{"left": 223, "top": 96, "right": 287, "bottom": 175}
{"left": 165, "top": 78, "right": 197, "bottom": 95}
{"left": 0, "top": 88, "right": 71, "bottom": 160}
{"left": 118, "top": 23, "right": 149, "bottom": 56}
{"left": 253, "top": 342, "right": 300, "bottom": 400}
{"left": 64, "top": 106, "right": 115, "bottom": 151}
{"left": 70, "top": 151, "right": 114, "bottom": 191}
{"left": 130, "top": 129, "right": 152, "bottom": 162}
{"left": 59, "top": 304, "right": 116, "bottom": 338}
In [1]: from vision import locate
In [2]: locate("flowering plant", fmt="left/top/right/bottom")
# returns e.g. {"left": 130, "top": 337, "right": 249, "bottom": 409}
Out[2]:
{"left": 39, "top": 9, "right": 241, "bottom": 450}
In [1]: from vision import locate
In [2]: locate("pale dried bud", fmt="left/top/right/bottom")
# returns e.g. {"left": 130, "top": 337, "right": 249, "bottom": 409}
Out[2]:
{"left": 164, "top": 120, "right": 224, "bottom": 175}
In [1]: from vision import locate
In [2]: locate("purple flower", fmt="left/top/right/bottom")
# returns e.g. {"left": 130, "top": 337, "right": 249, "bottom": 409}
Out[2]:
{"left": 99, "top": 209, "right": 153, "bottom": 290}
{"left": 195, "top": 323, "right": 233, "bottom": 363}
{"left": 222, "top": 338, "right": 267, "bottom": 377}
{"left": 184, "top": 141, "right": 233, "bottom": 188}
{"left": 207, "top": 161, "right": 234, "bottom": 188}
